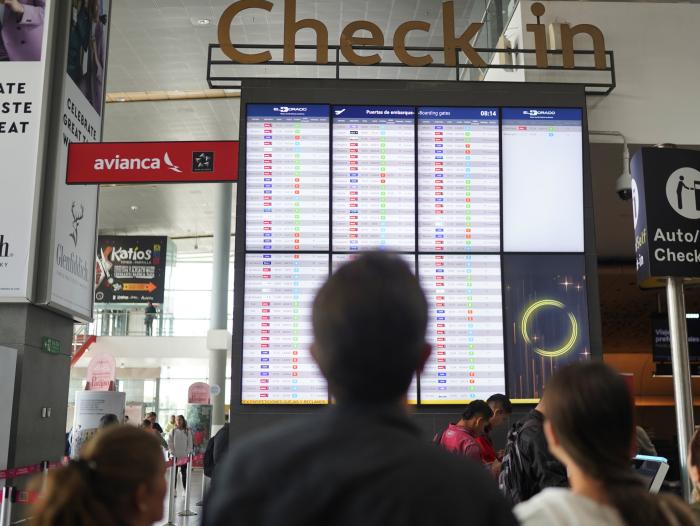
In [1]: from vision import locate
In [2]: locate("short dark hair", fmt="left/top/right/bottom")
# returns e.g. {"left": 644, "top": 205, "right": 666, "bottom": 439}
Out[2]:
{"left": 147, "top": 412, "right": 157, "bottom": 418}
{"left": 461, "top": 400, "right": 493, "bottom": 421}
{"left": 99, "top": 413, "right": 119, "bottom": 428}
{"left": 487, "top": 393, "right": 513, "bottom": 414}
{"left": 312, "top": 252, "right": 428, "bottom": 403}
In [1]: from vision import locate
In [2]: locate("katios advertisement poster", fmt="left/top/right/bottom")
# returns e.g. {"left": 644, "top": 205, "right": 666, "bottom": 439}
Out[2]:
{"left": 0, "top": 0, "right": 54, "bottom": 300}
{"left": 95, "top": 236, "right": 167, "bottom": 303}
{"left": 41, "top": 0, "right": 111, "bottom": 319}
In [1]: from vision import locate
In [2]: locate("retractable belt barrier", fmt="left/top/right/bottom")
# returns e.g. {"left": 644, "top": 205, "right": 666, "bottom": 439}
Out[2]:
{"left": 0, "top": 459, "right": 62, "bottom": 525}
{"left": 163, "top": 453, "right": 203, "bottom": 525}
{"left": 2, "top": 453, "right": 205, "bottom": 524}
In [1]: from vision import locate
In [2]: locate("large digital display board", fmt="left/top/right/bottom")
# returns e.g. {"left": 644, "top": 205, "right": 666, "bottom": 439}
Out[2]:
{"left": 239, "top": 102, "right": 590, "bottom": 405}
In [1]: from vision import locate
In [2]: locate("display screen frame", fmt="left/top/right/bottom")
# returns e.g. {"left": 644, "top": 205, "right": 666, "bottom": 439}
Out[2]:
{"left": 232, "top": 79, "right": 602, "bottom": 415}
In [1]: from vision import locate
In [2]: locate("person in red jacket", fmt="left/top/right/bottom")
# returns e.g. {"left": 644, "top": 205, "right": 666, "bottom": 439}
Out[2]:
{"left": 436, "top": 400, "right": 493, "bottom": 462}
{"left": 477, "top": 394, "right": 513, "bottom": 476}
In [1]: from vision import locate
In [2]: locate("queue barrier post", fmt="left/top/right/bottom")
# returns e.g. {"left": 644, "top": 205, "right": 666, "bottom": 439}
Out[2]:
{"left": 0, "top": 486, "right": 15, "bottom": 526}
{"left": 178, "top": 454, "right": 197, "bottom": 517}
{"left": 162, "top": 457, "right": 177, "bottom": 526}
{"left": 197, "top": 474, "right": 209, "bottom": 506}
{"left": 40, "top": 461, "right": 49, "bottom": 494}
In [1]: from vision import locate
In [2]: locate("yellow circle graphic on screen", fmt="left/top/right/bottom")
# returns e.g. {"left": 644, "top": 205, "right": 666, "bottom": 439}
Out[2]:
{"left": 520, "top": 299, "right": 579, "bottom": 358}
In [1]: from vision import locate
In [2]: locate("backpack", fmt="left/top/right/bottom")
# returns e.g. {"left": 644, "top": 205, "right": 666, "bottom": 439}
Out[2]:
{"left": 498, "top": 418, "right": 537, "bottom": 505}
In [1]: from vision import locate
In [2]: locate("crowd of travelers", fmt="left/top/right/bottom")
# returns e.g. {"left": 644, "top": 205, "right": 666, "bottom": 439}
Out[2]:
{"left": 34, "top": 253, "right": 700, "bottom": 525}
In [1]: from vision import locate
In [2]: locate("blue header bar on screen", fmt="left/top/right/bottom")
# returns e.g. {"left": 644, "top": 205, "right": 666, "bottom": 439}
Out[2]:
{"left": 247, "top": 104, "right": 329, "bottom": 118}
{"left": 502, "top": 108, "right": 582, "bottom": 121}
{"left": 332, "top": 106, "right": 415, "bottom": 119}
{"left": 418, "top": 107, "right": 499, "bottom": 120}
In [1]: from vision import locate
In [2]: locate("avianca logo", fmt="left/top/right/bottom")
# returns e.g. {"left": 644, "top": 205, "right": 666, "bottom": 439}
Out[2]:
{"left": 93, "top": 153, "right": 182, "bottom": 173}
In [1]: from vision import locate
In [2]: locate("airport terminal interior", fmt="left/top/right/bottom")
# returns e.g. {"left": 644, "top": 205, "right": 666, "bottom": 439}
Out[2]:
{"left": 4, "top": 0, "right": 700, "bottom": 525}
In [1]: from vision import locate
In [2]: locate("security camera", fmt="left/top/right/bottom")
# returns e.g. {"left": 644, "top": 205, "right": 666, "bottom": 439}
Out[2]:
{"left": 616, "top": 144, "right": 632, "bottom": 201}
{"left": 616, "top": 170, "right": 632, "bottom": 201}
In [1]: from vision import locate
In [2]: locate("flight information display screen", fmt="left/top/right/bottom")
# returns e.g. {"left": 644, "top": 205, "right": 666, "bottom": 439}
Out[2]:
{"left": 240, "top": 103, "right": 589, "bottom": 405}
{"left": 502, "top": 108, "right": 584, "bottom": 252}
{"left": 419, "top": 254, "right": 505, "bottom": 404}
{"left": 418, "top": 108, "right": 500, "bottom": 253}
{"left": 333, "top": 106, "right": 416, "bottom": 252}
{"left": 246, "top": 105, "right": 330, "bottom": 251}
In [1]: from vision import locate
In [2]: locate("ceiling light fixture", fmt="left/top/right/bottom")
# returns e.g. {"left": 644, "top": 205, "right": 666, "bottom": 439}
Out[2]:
{"left": 191, "top": 17, "right": 212, "bottom": 26}
{"left": 130, "top": 205, "right": 139, "bottom": 212}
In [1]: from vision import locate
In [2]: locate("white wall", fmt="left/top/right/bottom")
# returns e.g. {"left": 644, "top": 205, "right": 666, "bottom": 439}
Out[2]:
{"left": 488, "top": 1, "right": 700, "bottom": 145}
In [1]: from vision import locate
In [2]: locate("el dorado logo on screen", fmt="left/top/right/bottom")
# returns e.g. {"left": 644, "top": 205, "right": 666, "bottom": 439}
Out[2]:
{"left": 67, "top": 141, "right": 238, "bottom": 184}
{"left": 95, "top": 236, "right": 167, "bottom": 304}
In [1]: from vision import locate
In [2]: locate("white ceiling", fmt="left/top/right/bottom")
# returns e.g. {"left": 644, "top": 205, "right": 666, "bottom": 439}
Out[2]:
{"left": 107, "top": 0, "right": 482, "bottom": 92}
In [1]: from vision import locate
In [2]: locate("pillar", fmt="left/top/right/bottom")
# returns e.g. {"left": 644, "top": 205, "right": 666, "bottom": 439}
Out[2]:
{"left": 208, "top": 183, "right": 234, "bottom": 428}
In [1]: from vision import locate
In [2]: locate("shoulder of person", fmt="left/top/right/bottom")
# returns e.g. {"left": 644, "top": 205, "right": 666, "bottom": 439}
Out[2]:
{"left": 514, "top": 488, "right": 573, "bottom": 523}
{"left": 223, "top": 414, "right": 319, "bottom": 469}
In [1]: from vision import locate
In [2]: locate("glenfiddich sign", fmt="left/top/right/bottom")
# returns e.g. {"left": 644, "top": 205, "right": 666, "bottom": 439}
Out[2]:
{"left": 217, "top": 0, "right": 607, "bottom": 70}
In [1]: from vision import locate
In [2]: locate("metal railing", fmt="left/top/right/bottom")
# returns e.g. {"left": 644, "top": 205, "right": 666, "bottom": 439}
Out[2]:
{"left": 76, "top": 310, "right": 233, "bottom": 337}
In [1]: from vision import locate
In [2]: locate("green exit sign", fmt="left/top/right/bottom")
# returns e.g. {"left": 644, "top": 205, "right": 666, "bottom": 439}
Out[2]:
{"left": 41, "top": 337, "right": 61, "bottom": 355}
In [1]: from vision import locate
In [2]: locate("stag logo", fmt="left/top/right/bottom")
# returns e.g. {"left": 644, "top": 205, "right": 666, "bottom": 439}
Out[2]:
{"left": 69, "top": 202, "right": 84, "bottom": 247}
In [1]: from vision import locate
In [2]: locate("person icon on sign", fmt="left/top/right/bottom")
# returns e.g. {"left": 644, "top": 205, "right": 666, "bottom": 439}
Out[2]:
{"left": 677, "top": 176, "right": 691, "bottom": 209}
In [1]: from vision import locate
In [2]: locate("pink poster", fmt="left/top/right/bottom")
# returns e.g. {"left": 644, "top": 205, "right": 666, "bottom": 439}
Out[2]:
{"left": 87, "top": 354, "right": 116, "bottom": 391}
{"left": 188, "top": 382, "right": 210, "bottom": 404}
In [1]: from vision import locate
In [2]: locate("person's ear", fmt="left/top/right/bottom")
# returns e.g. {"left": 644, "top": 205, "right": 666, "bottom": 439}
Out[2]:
{"left": 416, "top": 343, "right": 432, "bottom": 374}
{"left": 133, "top": 482, "right": 150, "bottom": 516}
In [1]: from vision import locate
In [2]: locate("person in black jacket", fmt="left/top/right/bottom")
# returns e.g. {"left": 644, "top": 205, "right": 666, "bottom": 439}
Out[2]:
{"left": 498, "top": 397, "right": 568, "bottom": 504}
{"left": 203, "top": 252, "right": 517, "bottom": 526}
{"left": 203, "top": 423, "right": 229, "bottom": 480}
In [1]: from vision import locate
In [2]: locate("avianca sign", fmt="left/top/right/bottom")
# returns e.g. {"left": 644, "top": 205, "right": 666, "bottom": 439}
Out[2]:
{"left": 67, "top": 141, "right": 238, "bottom": 185}
{"left": 93, "top": 153, "right": 182, "bottom": 173}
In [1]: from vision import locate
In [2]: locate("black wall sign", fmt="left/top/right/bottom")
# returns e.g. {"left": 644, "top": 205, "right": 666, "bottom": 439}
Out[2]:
{"left": 95, "top": 236, "right": 167, "bottom": 303}
{"left": 632, "top": 148, "right": 700, "bottom": 288}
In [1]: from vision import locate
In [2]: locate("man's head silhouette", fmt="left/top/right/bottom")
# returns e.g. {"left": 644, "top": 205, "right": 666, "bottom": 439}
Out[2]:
{"left": 681, "top": 176, "right": 685, "bottom": 181}
{"left": 311, "top": 252, "right": 431, "bottom": 404}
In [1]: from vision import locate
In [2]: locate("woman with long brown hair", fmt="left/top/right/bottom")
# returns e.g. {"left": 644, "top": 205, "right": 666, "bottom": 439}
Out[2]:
{"left": 515, "top": 362, "right": 698, "bottom": 526}
{"left": 33, "top": 425, "right": 167, "bottom": 526}
{"left": 687, "top": 429, "right": 700, "bottom": 520}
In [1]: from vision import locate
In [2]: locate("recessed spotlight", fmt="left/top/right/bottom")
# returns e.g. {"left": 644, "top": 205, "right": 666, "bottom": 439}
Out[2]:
{"left": 191, "top": 17, "right": 211, "bottom": 26}
{"left": 130, "top": 205, "right": 139, "bottom": 212}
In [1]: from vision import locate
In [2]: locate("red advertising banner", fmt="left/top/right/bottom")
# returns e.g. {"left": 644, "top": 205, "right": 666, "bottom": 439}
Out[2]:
{"left": 66, "top": 141, "right": 238, "bottom": 184}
